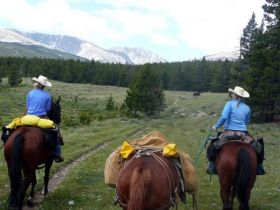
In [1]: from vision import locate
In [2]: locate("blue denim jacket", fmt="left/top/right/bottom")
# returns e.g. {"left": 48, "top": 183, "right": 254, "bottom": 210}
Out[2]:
{"left": 214, "top": 99, "right": 250, "bottom": 131}
{"left": 26, "top": 89, "right": 51, "bottom": 116}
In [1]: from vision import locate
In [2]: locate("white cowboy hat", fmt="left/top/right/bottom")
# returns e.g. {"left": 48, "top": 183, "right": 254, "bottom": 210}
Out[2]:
{"left": 32, "top": 75, "right": 52, "bottom": 87}
{"left": 228, "top": 86, "right": 249, "bottom": 98}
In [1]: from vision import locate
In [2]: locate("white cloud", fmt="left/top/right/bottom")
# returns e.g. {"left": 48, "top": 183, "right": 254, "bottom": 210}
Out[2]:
{"left": 0, "top": 0, "right": 265, "bottom": 61}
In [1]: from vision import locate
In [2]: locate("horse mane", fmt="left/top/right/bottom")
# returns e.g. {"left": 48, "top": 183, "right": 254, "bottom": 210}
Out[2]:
{"left": 128, "top": 167, "right": 151, "bottom": 210}
{"left": 47, "top": 96, "right": 61, "bottom": 124}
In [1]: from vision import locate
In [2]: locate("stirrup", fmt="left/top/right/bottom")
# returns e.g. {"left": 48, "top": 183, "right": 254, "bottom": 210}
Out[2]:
{"left": 207, "top": 162, "right": 217, "bottom": 174}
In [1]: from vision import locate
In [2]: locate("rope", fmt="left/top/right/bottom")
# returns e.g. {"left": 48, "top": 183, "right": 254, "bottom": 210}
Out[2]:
{"left": 193, "top": 129, "right": 213, "bottom": 166}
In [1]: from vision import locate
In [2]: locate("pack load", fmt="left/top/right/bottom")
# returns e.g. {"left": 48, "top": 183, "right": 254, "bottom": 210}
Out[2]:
{"left": 104, "top": 131, "right": 198, "bottom": 194}
{"left": 6, "top": 115, "right": 55, "bottom": 130}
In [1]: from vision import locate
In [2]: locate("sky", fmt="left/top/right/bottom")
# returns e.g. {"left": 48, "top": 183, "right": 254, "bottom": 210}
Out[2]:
{"left": 0, "top": 0, "right": 265, "bottom": 62}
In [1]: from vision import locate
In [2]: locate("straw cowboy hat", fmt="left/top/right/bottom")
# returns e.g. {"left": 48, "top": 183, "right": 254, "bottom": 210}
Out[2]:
{"left": 228, "top": 86, "right": 249, "bottom": 98}
{"left": 32, "top": 75, "right": 52, "bottom": 87}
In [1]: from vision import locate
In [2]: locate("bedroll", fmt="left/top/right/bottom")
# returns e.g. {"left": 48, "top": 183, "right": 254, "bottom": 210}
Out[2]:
{"left": 6, "top": 115, "right": 55, "bottom": 129}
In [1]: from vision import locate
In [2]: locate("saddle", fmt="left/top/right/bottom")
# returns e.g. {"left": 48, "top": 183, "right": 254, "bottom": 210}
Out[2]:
{"left": 207, "top": 131, "right": 261, "bottom": 162}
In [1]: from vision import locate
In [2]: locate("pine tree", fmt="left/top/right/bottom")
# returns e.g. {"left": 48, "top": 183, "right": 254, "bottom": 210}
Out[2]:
{"left": 8, "top": 64, "right": 22, "bottom": 87}
{"left": 105, "top": 95, "right": 115, "bottom": 111}
{"left": 124, "top": 64, "right": 166, "bottom": 116}
{"left": 240, "top": 13, "right": 258, "bottom": 60}
{"left": 244, "top": 0, "right": 280, "bottom": 121}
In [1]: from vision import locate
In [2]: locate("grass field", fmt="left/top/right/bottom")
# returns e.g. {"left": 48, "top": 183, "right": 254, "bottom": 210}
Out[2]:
{"left": 0, "top": 79, "right": 279, "bottom": 210}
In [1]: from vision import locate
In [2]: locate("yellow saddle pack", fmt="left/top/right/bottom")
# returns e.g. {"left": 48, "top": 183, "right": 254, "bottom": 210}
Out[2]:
{"left": 6, "top": 115, "right": 55, "bottom": 129}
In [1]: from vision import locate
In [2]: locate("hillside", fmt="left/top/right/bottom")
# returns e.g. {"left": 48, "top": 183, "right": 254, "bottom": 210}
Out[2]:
{"left": 0, "top": 42, "right": 86, "bottom": 60}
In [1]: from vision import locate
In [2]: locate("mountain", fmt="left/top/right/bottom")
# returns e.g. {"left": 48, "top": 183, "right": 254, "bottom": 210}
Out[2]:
{"left": 0, "top": 29, "right": 85, "bottom": 60}
{"left": 204, "top": 49, "right": 239, "bottom": 61}
{"left": 110, "top": 47, "right": 167, "bottom": 64}
{"left": 11, "top": 29, "right": 167, "bottom": 64}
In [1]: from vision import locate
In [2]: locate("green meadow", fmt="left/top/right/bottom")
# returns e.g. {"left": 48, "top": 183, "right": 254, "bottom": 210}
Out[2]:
{"left": 0, "top": 79, "right": 279, "bottom": 210}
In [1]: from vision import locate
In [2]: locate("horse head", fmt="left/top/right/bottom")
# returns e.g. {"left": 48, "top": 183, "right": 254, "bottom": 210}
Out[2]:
{"left": 47, "top": 96, "right": 61, "bottom": 125}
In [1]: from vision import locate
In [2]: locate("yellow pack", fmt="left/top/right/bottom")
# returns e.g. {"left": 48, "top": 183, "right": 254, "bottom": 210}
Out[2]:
{"left": 21, "top": 115, "right": 40, "bottom": 126}
{"left": 37, "top": 118, "right": 55, "bottom": 128}
{"left": 163, "top": 143, "right": 178, "bottom": 157}
{"left": 6, "top": 118, "right": 22, "bottom": 129}
{"left": 6, "top": 115, "right": 55, "bottom": 129}
{"left": 120, "top": 141, "right": 135, "bottom": 159}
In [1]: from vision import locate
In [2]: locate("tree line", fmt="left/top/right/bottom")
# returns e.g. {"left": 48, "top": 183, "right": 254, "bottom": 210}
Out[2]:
{"left": 0, "top": 56, "right": 237, "bottom": 93}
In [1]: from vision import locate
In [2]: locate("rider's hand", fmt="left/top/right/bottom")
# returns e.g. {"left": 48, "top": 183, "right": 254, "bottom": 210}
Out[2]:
{"left": 212, "top": 126, "right": 217, "bottom": 131}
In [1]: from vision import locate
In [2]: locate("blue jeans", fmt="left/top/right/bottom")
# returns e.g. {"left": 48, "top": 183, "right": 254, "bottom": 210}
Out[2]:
{"left": 54, "top": 143, "right": 61, "bottom": 157}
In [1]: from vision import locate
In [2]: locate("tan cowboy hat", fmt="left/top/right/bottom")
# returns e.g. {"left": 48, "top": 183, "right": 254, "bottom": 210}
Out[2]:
{"left": 32, "top": 75, "right": 52, "bottom": 87}
{"left": 228, "top": 86, "right": 249, "bottom": 98}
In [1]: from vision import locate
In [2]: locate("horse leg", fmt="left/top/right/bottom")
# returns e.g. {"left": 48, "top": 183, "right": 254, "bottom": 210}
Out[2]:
{"left": 230, "top": 186, "right": 235, "bottom": 208}
{"left": 7, "top": 168, "right": 18, "bottom": 208}
{"left": 43, "top": 158, "right": 53, "bottom": 196}
{"left": 17, "top": 179, "right": 31, "bottom": 210}
{"left": 27, "top": 172, "right": 37, "bottom": 207}
{"left": 220, "top": 184, "right": 233, "bottom": 210}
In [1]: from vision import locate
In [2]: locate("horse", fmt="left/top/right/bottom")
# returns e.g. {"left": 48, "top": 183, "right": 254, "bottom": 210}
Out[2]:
{"left": 4, "top": 96, "right": 61, "bottom": 210}
{"left": 116, "top": 149, "right": 183, "bottom": 210}
{"left": 193, "top": 92, "right": 200, "bottom": 96}
{"left": 215, "top": 141, "right": 257, "bottom": 210}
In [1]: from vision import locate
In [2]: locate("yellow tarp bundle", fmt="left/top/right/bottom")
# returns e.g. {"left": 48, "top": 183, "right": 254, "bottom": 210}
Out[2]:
{"left": 104, "top": 131, "right": 198, "bottom": 194}
{"left": 6, "top": 115, "right": 55, "bottom": 129}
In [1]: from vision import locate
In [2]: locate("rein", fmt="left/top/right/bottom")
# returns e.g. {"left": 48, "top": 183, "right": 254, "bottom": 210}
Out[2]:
{"left": 194, "top": 129, "right": 213, "bottom": 165}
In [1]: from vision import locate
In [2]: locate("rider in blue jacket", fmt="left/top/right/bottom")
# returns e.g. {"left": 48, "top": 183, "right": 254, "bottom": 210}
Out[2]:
{"left": 208, "top": 86, "right": 265, "bottom": 175}
{"left": 27, "top": 75, "right": 64, "bottom": 163}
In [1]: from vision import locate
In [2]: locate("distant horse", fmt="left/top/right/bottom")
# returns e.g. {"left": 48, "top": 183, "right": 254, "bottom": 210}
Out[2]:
{"left": 116, "top": 150, "right": 182, "bottom": 210}
{"left": 4, "top": 96, "right": 61, "bottom": 210}
{"left": 193, "top": 92, "right": 200, "bottom": 96}
{"left": 216, "top": 141, "right": 257, "bottom": 210}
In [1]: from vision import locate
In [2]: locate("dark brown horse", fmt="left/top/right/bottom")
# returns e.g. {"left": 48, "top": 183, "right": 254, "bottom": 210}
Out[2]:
{"left": 116, "top": 149, "right": 181, "bottom": 210}
{"left": 216, "top": 141, "right": 257, "bottom": 210}
{"left": 4, "top": 97, "right": 61, "bottom": 210}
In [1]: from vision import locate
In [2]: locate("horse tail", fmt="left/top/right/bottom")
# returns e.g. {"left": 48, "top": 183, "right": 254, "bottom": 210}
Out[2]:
{"left": 235, "top": 148, "right": 251, "bottom": 209}
{"left": 10, "top": 134, "right": 24, "bottom": 191}
{"left": 128, "top": 167, "right": 151, "bottom": 210}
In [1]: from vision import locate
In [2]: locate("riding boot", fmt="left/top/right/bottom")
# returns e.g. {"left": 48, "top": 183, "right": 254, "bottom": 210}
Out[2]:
{"left": 256, "top": 163, "right": 266, "bottom": 175}
{"left": 1, "top": 126, "right": 11, "bottom": 143}
{"left": 54, "top": 143, "right": 64, "bottom": 163}
{"left": 256, "top": 138, "right": 265, "bottom": 175}
{"left": 207, "top": 161, "right": 217, "bottom": 174}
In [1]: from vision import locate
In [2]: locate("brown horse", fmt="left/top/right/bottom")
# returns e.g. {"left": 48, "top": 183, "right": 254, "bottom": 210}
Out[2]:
{"left": 4, "top": 97, "right": 61, "bottom": 210}
{"left": 216, "top": 141, "right": 257, "bottom": 210}
{"left": 116, "top": 149, "right": 182, "bottom": 210}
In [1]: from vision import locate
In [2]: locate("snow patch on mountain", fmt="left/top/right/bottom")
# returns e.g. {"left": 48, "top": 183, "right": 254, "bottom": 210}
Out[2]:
{"left": 204, "top": 49, "right": 240, "bottom": 61}
{"left": 110, "top": 47, "right": 167, "bottom": 64}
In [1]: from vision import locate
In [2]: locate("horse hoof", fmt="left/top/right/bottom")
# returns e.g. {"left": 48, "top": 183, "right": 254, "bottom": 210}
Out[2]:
{"left": 27, "top": 197, "right": 33, "bottom": 207}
